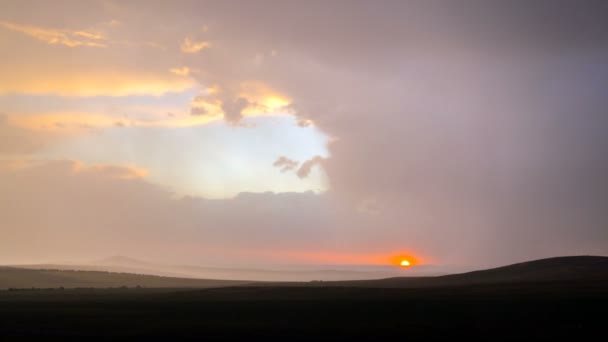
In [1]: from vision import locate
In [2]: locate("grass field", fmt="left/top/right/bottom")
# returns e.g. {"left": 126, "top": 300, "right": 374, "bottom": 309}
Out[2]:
{"left": 0, "top": 280, "right": 606, "bottom": 340}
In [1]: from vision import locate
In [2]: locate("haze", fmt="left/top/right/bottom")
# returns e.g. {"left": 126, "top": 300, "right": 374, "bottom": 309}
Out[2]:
{"left": 1, "top": 0, "right": 607, "bottom": 275}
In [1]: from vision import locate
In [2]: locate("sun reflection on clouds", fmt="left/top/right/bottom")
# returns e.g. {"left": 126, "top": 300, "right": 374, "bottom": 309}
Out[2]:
{"left": 8, "top": 111, "right": 222, "bottom": 132}
{"left": 0, "top": 21, "right": 108, "bottom": 48}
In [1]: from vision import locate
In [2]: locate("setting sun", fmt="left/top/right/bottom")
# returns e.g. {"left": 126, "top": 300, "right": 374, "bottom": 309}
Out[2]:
{"left": 390, "top": 254, "right": 421, "bottom": 267}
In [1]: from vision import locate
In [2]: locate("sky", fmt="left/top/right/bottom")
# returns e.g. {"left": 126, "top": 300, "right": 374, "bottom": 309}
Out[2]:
{"left": 1, "top": 0, "right": 607, "bottom": 269}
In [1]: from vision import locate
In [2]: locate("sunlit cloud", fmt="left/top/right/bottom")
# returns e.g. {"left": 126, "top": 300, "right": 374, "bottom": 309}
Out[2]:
{"left": 238, "top": 81, "right": 291, "bottom": 112}
{"left": 180, "top": 37, "right": 210, "bottom": 53}
{"left": 0, "top": 159, "right": 149, "bottom": 180}
{"left": 0, "top": 70, "right": 196, "bottom": 96}
{"left": 71, "top": 161, "right": 149, "bottom": 180}
{"left": 72, "top": 31, "right": 105, "bottom": 41}
{"left": 0, "top": 21, "right": 107, "bottom": 48}
{"left": 8, "top": 110, "right": 222, "bottom": 133}
{"left": 189, "top": 81, "right": 293, "bottom": 125}
{"left": 169, "top": 67, "right": 191, "bottom": 76}
{"left": 9, "top": 112, "right": 126, "bottom": 132}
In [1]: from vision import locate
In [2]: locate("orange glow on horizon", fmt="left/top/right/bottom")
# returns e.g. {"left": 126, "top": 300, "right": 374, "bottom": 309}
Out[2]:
{"left": 236, "top": 249, "right": 427, "bottom": 266}
{"left": 389, "top": 254, "right": 422, "bottom": 267}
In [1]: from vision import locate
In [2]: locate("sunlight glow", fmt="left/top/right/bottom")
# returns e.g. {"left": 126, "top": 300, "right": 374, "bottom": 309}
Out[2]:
{"left": 390, "top": 254, "right": 422, "bottom": 267}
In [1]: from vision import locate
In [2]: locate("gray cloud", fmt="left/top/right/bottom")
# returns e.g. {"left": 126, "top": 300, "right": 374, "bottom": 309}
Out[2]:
{"left": 190, "top": 106, "right": 208, "bottom": 116}
{"left": 2, "top": 0, "right": 607, "bottom": 267}
{"left": 221, "top": 97, "right": 250, "bottom": 124}
{"left": 296, "top": 156, "right": 325, "bottom": 179}
{"left": 1, "top": 159, "right": 604, "bottom": 268}
{"left": 273, "top": 156, "right": 299, "bottom": 173}
{"left": 0, "top": 160, "right": 352, "bottom": 265}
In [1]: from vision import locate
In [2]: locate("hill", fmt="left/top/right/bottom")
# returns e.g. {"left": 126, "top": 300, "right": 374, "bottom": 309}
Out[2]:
{"left": 0, "top": 267, "right": 252, "bottom": 289}
{"left": 2, "top": 255, "right": 606, "bottom": 290}
{"left": 13, "top": 255, "right": 448, "bottom": 281}
{"left": 1, "top": 261, "right": 607, "bottom": 339}
{"left": 305, "top": 255, "right": 608, "bottom": 288}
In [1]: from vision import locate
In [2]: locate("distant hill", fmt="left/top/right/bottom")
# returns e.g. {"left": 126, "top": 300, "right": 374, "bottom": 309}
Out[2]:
{"left": 308, "top": 256, "right": 608, "bottom": 288}
{"left": 11, "top": 255, "right": 447, "bottom": 281}
{"left": 0, "top": 267, "right": 253, "bottom": 289}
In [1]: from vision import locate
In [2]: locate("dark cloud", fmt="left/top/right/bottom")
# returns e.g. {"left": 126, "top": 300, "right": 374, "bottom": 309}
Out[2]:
{"left": 296, "top": 156, "right": 325, "bottom": 179}
{"left": 221, "top": 97, "right": 250, "bottom": 124}
{"left": 273, "top": 156, "right": 299, "bottom": 173}
{"left": 190, "top": 106, "right": 208, "bottom": 116}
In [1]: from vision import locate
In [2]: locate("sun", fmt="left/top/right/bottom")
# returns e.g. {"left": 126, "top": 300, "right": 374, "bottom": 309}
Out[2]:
{"left": 390, "top": 254, "right": 421, "bottom": 267}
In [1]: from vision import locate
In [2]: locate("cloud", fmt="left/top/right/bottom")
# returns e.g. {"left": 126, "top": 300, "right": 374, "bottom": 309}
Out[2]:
{"left": 2, "top": 1, "right": 608, "bottom": 268}
{"left": 221, "top": 97, "right": 250, "bottom": 123}
{"left": 296, "top": 156, "right": 325, "bottom": 178}
{"left": 0, "top": 21, "right": 107, "bottom": 47}
{"left": 238, "top": 81, "right": 291, "bottom": 114}
{"left": 0, "top": 113, "right": 51, "bottom": 154}
{"left": 169, "top": 67, "right": 190, "bottom": 76}
{"left": 188, "top": 82, "right": 292, "bottom": 124}
{"left": 0, "top": 160, "right": 358, "bottom": 265}
{"left": 0, "top": 17, "right": 190, "bottom": 96}
{"left": 181, "top": 37, "right": 210, "bottom": 53}
{"left": 272, "top": 155, "right": 325, "bottom": 178}
{"left": 1, "top": 158, "right": 604, "bottom": 267}
{"left": 190, "top": 106, "right": 208, "bottom": 116}
{"left": 0, "top": 69, "right": 195, "bottom": 96}
{"left": 168, "top": 0, "right": 608, "bottom": 265}
{"left": 71, "top": 162, "right": 149, "bottom": 180}
{"left": 273, "top": 156, "right": 299, "bottom": 173}
{"left": 7, "top": 110, "right": 224, "bottom": 132}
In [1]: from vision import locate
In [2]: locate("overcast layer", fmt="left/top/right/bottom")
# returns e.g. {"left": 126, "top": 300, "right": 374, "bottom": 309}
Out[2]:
{"left": 1, "top": 0, "right": 607, "bottom": 268}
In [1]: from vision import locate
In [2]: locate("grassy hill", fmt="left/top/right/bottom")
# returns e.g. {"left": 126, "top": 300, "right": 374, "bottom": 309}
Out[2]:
{"left": 306, "top": 255, "right": 608, "bottom": 288}
{"left": 0, "top": 267, "right": 252, "bottom": 289}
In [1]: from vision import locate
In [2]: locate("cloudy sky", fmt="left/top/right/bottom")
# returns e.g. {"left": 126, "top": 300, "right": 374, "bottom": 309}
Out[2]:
{"left": 1, "top": 0, "right": 607, "bottom": 268}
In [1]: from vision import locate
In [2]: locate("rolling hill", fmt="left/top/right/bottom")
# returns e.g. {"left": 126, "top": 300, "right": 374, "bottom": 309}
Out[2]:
{"left": 11, "top": 255, "right": 449, "bottom": 281}
{"left": 1, "top": 256, "right": 606, "bottom": 339}
{"left": 0, "top": 267, "right": 252, "bottom": 289}
{"left": 308, "top": 255, "right": 608, "bottom": 288}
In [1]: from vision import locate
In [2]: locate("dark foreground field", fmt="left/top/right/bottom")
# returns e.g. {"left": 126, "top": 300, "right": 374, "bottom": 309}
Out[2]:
{"left": 0, "top": 279, "right": 606, "bottom": 340}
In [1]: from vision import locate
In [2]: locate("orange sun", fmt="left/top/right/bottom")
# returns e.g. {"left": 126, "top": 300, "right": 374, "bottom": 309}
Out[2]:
{"left": 390, "top": 254, "right": 421, "bottom": 267}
